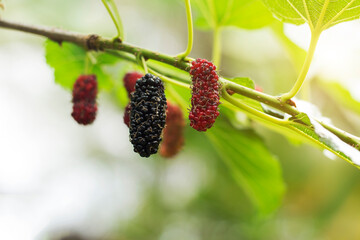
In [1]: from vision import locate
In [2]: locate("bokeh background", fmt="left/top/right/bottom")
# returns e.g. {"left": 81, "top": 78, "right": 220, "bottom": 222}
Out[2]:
{"left": 1, "top": 0, "right": 360, "bottom": 239}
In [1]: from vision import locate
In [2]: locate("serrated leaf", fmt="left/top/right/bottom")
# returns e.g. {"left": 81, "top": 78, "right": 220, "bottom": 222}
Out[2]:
{"left": 45, "top": 40, "right": 119, "bottom": 90}
{"left": 192, "top": 0, "right": 274, "bottom": 30}
{"left": 262, "top": 0, "right": 360, "bottom": 30}
{"left": 207, "top": 118, "right": 285, "bottom": 216}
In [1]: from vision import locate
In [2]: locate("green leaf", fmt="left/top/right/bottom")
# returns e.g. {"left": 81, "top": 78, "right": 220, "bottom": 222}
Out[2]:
{"left": 192, "top": 0, "right": 274, "bottom": 30}
{"left": 45, "top": 40, "right": 119, "bottom": 90}
{"left": 262, "top": 0, "right": 360, "bottom": 30}
{"left": 290, "top": 114, "right": 360, "bottom": 167}
{"left": 229, "top": 77, "right": 255, "bottom": 89}
{"left": 207, "top": 118, "right": 285, "bottom": 216}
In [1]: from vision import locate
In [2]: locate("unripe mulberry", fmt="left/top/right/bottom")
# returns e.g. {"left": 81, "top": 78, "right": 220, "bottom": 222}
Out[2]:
{"left": 159, "top": 102, "right": 185, "bottom": 158}
{"left": 129, "top": 73, "right": 167, "bottom": 158}
{"left": 189, "top": 58, "right": 220, "bottom": 131}
{"left": 71, "top": 74, "right": 98, "bottom": 125}
{"left": 72, "top": 75, "right": 98, "bottom": 102}
{"left": 71, "top": 101, "right": 97, "bottom": 125}
{"left": 123, "top": 72, "right": 143, "bottom": 97}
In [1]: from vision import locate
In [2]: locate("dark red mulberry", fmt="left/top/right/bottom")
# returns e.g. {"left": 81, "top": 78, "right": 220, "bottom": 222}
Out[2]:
{"left": 189, "top": 58, "right": 220, "bottom": 131}
{"left": 123, "top": 103, "right": 131, "bottom": 127}
{"left": 72, "top": 75, "right": 98, "bottom": 103}
{"left": 129, "top": 73, "right": 167, "bottom": 158}
{"left": 71, "top": 101, "right": 97, "bottom": 125}
{"left": 159, "top": 102, "right": 185, "bottom": 158}
{"left": 123, "top": 72, "right": 143, "bottom": 97}
{"left": 71, "top": 74, "right": 98, "bottom": 125}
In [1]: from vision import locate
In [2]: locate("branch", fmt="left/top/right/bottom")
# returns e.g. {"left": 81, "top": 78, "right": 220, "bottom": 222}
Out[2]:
{"left": 0, "top": 18, "right": 359, "bottom": 153}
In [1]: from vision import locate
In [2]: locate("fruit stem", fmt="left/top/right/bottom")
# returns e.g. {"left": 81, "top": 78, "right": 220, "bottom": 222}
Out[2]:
{"left": 176, "top": 0, "right": 193, "bottom": 60}
{"left": 212, "top": 27, "right": 222, "bottom": 67}
{"left": 136, "top": 54, "right": 148, "bottom": 73}
{"left": 101, "top": 0, "right": 124, "bottom": 40}
{"left": 280, "top": 31, "right": 320, "bottom": 102}
{"left": 148, "top": 67, "right": 190, "bottom": 89}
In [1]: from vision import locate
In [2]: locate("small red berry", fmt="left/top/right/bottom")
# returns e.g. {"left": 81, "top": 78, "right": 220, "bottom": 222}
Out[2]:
{"left": 71, "top": 101, "right": 97, "bottom": 125}
{"left": 71, "top": 74, "right": 98, "bottom": 125}
{"left": 72, "top": 75, "right": 97, "bottom": 103}
{"left": 123, "top": 72, "right": 143, "bottom": 97}
{"left": 189, "top": 58, "right": 220, "bottom": 132}
{"left": 159, "top": 102, "right": 185, "bottom": 158}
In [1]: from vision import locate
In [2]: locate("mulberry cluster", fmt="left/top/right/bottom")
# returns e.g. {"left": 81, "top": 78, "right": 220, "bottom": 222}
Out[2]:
{"left": 71, "top": 75, "right": 98, "bottom": 125}
{"left": 189, "top": 58, "right": 220, "bottom": 131}
{"left": 129, "top": 73, "right": 167, "bottom": 157}
{"left": 159, "top": 102, "right": 185, "bottom": 158}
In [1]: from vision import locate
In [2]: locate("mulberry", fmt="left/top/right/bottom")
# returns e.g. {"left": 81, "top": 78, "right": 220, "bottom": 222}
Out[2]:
{"left": 159, "top": 102, "right": 185, "bottom": 158}
{"left": 189, "top": 58, "right": 220, "bottom": 131}
{"left": 72, "top": 75, "right": 98, "bottom": 102}
{"left": 71, "top": 74, "right": 98, "bottom": 125}
{"left": 123, "top": 72, "right": 143, "bottom": 97}
{"left": 71, "top": 101, "right": 97, "bottom": 125}
{"left": 129, "top": 73, "right": 167, "bottom": 158}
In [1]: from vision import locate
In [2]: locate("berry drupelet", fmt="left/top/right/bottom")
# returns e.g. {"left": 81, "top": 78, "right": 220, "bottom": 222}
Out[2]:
{"left": 189, "top": 58, "right": 220, "bottom": 131}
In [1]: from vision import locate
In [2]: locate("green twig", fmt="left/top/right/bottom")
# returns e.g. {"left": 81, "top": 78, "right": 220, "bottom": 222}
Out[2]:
{"left": 212, "top": 27, "right": 222, "bottom": 67}
{"left": 222, "top": 87, "right": 290, "bottom": 126}
{"left": 177, "top": 0, "right": 193, "bottom": 59}
{"left": 101, "top": 0, "right": 123, "bottom": 40}
{"left": 148, "top": 67, "right": 190, "bottom": 89}
{"left": 280, "top": 31, "right": 320, "bottom": 102}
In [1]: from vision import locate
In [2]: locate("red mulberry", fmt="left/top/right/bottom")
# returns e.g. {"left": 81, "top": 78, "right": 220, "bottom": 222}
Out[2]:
{"left": 159, "top": 102, "right": 185, "bottom": 158}
{"left": 123, "top": 72, "right": 143, "bottom": 97}
{"left": 71, "top": 101, "right": 97, "bottom": 125}
{"left": 71, "top": 74, "right": 98, "bottom": 125}
{"left": 129, "top": 73, "right": 167, "bottom": 158}
{"left": 72, "top": 74, "right": 98, "bottom": 102}
{"left": 189, "top": 58, "right": 220, "bottom": 131}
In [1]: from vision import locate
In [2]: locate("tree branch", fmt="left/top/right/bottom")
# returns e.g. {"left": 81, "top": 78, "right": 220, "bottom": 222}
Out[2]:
{"left": 0, "top": 18, "right": 359, "bottom": 154}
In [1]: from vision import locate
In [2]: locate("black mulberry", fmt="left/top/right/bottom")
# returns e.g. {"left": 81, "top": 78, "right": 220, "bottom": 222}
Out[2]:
{"left": 129, "top": 73, "right": 167, "bottom": 157}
